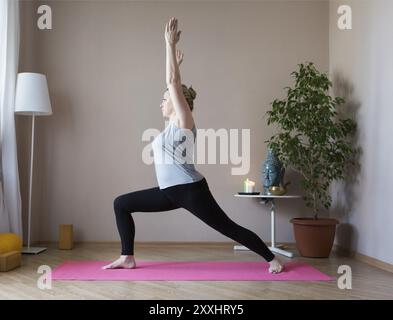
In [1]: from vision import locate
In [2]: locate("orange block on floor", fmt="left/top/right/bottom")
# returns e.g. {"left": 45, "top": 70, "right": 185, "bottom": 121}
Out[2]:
{"left": 59, "top": 224, "right": 73, "bottom": 250}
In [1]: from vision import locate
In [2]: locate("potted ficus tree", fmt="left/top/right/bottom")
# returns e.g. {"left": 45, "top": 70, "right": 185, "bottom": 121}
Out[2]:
{"left": 265, "top": 62, "right": 358, "bottom": 258}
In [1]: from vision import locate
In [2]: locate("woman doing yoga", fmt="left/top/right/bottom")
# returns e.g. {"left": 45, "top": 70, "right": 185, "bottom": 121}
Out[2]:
{"left": 103, "top": 17, "right": 284, "bottom": 273}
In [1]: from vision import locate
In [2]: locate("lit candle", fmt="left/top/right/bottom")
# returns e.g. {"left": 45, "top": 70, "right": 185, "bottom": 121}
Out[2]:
{"left": 243, "top": 178, "right": 255, "bottom": 193}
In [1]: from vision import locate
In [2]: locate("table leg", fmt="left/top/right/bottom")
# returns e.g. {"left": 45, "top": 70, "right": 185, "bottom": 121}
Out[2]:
{"left": 233, "top": 199, "right": 294, "bottom": 258}
{"left": 267, "top": 200, "right": 294, "bottom": 258}
{"left": 270, "top": 200, "right": 276, "bottom": 248}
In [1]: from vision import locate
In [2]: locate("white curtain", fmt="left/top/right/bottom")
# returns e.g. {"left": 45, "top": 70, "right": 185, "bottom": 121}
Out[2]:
{"left": 0, "top": 0, "right": 22, "bottom": 236}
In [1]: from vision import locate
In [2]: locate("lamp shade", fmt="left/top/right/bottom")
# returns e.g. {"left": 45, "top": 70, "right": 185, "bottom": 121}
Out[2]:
{"left": 15, "top": 72, "right": 52, "bottom": 115}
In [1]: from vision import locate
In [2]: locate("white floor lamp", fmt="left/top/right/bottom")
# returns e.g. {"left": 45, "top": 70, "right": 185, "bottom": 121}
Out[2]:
{"left": 15, "top": 73, "right": 52, "bottom": 254}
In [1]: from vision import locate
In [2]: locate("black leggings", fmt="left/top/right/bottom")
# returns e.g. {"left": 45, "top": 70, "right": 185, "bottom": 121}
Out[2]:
{"left": 113, "top": 177, "right": 275, "bottom": 262}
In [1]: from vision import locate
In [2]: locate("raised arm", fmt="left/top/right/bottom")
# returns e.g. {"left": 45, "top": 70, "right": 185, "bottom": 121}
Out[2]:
{"left": 165, "top": 17, "right": 194, "bottom": 129}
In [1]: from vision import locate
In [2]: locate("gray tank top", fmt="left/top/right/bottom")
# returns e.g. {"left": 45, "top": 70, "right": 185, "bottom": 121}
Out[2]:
{"left": 152, "top": 120, "right": 204, "bottom": 189}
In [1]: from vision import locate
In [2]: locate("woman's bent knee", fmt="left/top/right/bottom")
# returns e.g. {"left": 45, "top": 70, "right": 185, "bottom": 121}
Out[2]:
{"left": 113, "top": 195, "right": 125, "bottom": 213}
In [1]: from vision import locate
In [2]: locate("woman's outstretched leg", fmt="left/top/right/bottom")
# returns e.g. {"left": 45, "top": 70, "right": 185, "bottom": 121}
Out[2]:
{"left": 162, "top": 178, "right": 284, "bottom": 273}
{"left": 103, "top": 186, "right": 180, "bottom": 269}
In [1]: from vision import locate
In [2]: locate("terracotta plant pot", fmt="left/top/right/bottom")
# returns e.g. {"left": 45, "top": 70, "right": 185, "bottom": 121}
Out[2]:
{"left": 290, "top": 218, "right": 339, "bottom": 258}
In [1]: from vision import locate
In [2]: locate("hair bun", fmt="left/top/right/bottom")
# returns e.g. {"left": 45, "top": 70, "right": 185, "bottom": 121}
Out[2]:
{"left": 189, "top": 86, "right": 196, "bottom": 100}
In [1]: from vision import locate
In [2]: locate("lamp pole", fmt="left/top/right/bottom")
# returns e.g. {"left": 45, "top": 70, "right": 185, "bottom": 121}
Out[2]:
{"left": 22, "top": 113, "right": 46, "bottom": 254}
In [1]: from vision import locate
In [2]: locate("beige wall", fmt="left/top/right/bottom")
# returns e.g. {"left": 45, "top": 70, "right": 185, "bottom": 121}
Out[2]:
{"left": 330, "top": 0, "right": 393, "bottom": 264}
{"left": 17, "top": 0, "right": 329, "bottom": 243}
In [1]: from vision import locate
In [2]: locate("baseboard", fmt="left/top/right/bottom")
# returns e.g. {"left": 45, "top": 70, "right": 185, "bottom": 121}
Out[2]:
{"left": 334, "top": 244, "right": 393, "bottom": 273}
{"left": 34, "top": 240, "right": 296, "bottom": 248}
{"left": 35, "top": 241, "right": 238, "bottom": 247}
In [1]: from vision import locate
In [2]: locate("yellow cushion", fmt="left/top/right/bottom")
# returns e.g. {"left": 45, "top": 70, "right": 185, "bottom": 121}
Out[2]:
{"left": 0, "top": 233, "right": 22, "bottom": 254}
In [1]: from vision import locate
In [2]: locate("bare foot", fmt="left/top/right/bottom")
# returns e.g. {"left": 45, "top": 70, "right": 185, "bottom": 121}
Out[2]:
{"left": 268, "top": 256, "right": 284, "bottom": 274}
{"left": 102, "top": 255, "right": 136, "bottom": 270}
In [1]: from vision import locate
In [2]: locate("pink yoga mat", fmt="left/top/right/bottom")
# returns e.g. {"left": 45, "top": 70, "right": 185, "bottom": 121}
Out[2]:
{"left": 52, "top": 260, "right": 333, "bottom": 281}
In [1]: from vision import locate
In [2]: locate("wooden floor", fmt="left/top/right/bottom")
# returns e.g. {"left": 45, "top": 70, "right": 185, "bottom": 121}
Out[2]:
{"left": 1, "top": 242, "right": 392, "bottom": 300}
